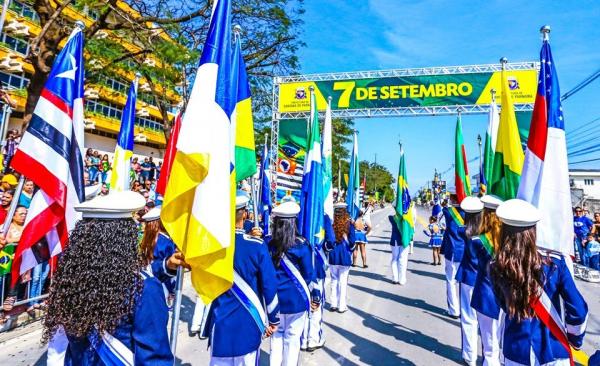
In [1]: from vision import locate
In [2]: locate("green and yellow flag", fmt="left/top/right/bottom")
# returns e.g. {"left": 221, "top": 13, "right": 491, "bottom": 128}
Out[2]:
{"left": 454, "top": 115, "right": 471, "bottom": 203}
{"left": 233, "top": 33, "right": 256, "bottom": 182}
{"left": 489, "top": 67, "right": 524, "bottom": 200}
{"left": 394, "top": 145, "right": 414, "bottom": 247}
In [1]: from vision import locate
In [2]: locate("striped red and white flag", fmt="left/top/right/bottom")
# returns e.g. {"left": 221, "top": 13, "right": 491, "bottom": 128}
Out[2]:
{"left": 9, "top": 26, "right": 86, "bottom": 285}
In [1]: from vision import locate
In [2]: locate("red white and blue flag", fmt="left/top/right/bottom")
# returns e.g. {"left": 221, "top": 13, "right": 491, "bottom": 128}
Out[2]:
{"left": 517, "top": 35, "right": 573, "bottom": 255}
{"left": 10, "top": 26, "right": 85, "bottom": 285}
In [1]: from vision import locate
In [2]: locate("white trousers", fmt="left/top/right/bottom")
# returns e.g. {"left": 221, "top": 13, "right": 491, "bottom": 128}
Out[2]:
{"left": 270, "top": 312, "right": 307, "bottom": 366}
{"left": 210, "top": 350, "right": 257, "bottom": 366}
{"left": 302, "top": 278, "right": 325, "bottom": 348}
{"left": 459, "top": 283, "right": 478, "bottom": 365}
{"left": 330, "top": 265, "right": 350, "bottom": 311}
{"left": 191, "top": 296, "right": 210, "bottom": 333}
{"left": 477, "top": 310, "right": 502, "bottom": 366}
{"left": 391, "top": 245, "right": 409, "bottom": 284}
{"left": 444, "top": 259, "right": 460, "bottom": 317}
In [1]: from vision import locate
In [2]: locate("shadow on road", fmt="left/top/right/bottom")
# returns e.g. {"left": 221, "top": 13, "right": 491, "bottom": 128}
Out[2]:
{"left": 326, "top": 322, "right": 416, "bottom": 365}
{"left": 349, "top": 306, "right": 462, "bottom": 364}
{"left": 407, "top": 268, "right": 446, "bottom": 281}
{"left": 349, "top": 283, "right": 447, "bottom": 316}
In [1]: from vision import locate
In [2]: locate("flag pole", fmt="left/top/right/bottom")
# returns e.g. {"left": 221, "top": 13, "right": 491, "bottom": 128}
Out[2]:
{"left": 169, "top": 266, "right": 183, "bottom": 354}
{"left": 2, "top": 175, "right": 25, "bottom": 237}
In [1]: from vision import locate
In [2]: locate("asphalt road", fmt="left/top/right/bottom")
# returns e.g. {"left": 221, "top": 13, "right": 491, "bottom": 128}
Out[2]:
{"left": 1, "top": 205, "right": 598, "bottom": 365}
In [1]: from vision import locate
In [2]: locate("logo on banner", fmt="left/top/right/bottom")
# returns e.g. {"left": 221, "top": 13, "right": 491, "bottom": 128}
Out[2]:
{"left": 295, "top": 87, "right": 307, "bottom": 100}
{"left": 508, "top": 76, "right": 520, "bottom": 90}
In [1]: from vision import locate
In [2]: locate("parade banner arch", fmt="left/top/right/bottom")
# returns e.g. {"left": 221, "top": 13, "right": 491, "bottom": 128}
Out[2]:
{"left": 270, "top": 62, "right": 539, "bottom": 202}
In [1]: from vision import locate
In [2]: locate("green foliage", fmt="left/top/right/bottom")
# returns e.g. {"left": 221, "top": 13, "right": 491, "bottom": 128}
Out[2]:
{"left": 359, "top": 161, "right": 394, "bottom": 201}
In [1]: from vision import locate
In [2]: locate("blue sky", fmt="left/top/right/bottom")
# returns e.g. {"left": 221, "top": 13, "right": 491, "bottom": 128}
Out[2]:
{"left": 296, "top": 0, "right": 600, "bottom": 192}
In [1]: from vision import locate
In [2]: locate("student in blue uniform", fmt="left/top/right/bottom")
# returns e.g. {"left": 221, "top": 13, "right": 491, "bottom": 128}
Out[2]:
{"left": 440, "top": 193, "right": 466, "bottom": 318}
{"left": 424, "top": 216, "right": 443, "bottom": 265}
{"left": 471, "top": 194, "right": 503, "bottom": 366}
{"left": 205, "top": 192, "right": 280, "bottom": 365}
{"left": 267, "top": 200, "right": 320, "bottom": 366}
{"left": 456, "top": 196, "right": 484, "bottom": 366}
{"left": 491, "top": 199, "right": 588, "bottom": 366}
{"left": 352, "top": 209, "right": 370, "bottom": 268}
{"left": 389, "top": 212, "right": 408, "bottom": 285}
{"left": 326, "top": 203, "right": 356, "bottom": 313}
{"left": 139, "top": 207, "right": 187, "bottom": 302}
{"left": 301, "top": 214, "right": 330, "bottom": 352}
{"left": 44, "top": 191, "right": 173, "bottom": 365}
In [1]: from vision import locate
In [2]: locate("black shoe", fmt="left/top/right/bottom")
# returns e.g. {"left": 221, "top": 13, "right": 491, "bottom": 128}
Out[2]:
{"left": 307, "top": 342, "right": 325, "bottom": 352}
{"left": 445, "top": 311, "right": 460, "bottom": 319}
{"left": 189, "top": 330, "right": 199, "bottom": 337}
{"left": 329, "top": 307, "right": 338, "bottom": 312}
{"left": 430, "top": 262, "right": 436, "bottom": 265}
{"left": 392, "top": 281, "right": 399, "bottom": 284}
{"left": 337, "top": 308, "right": 348, "bottom": 313}
{"left": 363, "top": 264, "right": 368, "bottom": 268}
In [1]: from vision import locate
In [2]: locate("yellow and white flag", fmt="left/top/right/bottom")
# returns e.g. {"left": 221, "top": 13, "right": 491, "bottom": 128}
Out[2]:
{"left": 160, "top": 0, "right": 236, "bottom": 303}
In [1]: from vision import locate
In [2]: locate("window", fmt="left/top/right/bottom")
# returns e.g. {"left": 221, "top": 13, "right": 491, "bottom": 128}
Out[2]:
{"left": 85, "top": 99, "right": 163, "bottom": 131}
{"left": 584, "top": 179, "right": 594, "bottom": 186}
{"left": 0, "top": 71, "right": 29, "bottom": 89}
{"left": 1, "top": 33, "right": 29, "bottom": 55}
{"left": 9, "top": 1, "right": 40, "bottom": 23}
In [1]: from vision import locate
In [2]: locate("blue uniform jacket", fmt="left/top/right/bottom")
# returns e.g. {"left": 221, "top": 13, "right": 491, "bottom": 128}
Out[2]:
{"left": 501, "top": 254, "right": 588, "bottom": 365}
{"left": 455, "top": 235, "right": 480, "bottom": 286}
{"left": 150, "top": 232, "right": 176, "bottom": 291}
{"left": 267, "top": 236, "right": 320, "bottom": 313}
{"left": 65, "top": 276, "right": 173, "bottom": 365}
{"left": 440, "top": 207, "right": 466, "bottom": 262}
{"left": 243, "top": 219, "right": 255, "bottom": 234}
{"left": 325, "top": 237, "right": 356, "bottom": 266}
{"left": 388, "top": 215, "right": 402, "bottom": 247}
{"left": 207, "top": 230, "right": 280, "bottom": 357}
{"left": 313, "top": 244, "right": 328, "bottom": 280}
{"left": 471, "top": 237, "right": 501, "bottom": 319}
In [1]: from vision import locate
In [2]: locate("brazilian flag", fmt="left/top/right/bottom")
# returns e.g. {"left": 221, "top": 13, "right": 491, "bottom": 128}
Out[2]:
{"left": 0, "top": 244, "right": 16, "bottom": 276}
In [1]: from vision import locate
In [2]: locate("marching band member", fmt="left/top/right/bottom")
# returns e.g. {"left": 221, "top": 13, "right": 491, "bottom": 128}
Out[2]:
{"left": 267, "top": 200, "right": 320, "bottom": 366}
{"left": 140, "top": 207, "right": 187, "bottom": 294}
{"left": 44, "top": 191, "right": 173, "bottom": 365}
{"left": 326, "top": 202, "right": 356, "bottom": 313}
{"left": 455, "top": 196, "right": 484, "bottom": 366}
{"left": 491, "top": 199, "right": 588, "bottom": 366}
{"left": 352, "top": 209, "right": 370, "bottom": 268}
{"left": 204, "top": 191, "right": 280, "bottom": 365}
{"left": 389, "top": 212, "right": 408, "bottom": 285}
{"left": 472, "top": 194, "right": 503, "bottom": 366}
{"left": 440, "top": 193, "right": 466, "bottom": 318}
{"left": 301, "top": 215, "right": 330, "bottom": 352}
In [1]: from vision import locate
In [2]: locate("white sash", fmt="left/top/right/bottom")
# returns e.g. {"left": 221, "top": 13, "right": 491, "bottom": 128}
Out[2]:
{"left": 281, "top": 254, "right": 311, "bottom": 309}
{"left": 230, "top": 270, "right": 268, "bottom": 334}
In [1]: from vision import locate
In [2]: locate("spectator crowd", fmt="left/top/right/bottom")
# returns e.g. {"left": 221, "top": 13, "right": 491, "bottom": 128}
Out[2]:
{"left": 0, "top": 129, "right": 164, "bottom": 330}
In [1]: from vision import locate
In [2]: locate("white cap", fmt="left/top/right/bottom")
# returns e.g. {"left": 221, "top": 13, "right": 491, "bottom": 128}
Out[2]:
{"left": 460, "top": 196, "right": 484, "bottom": 213}
{"left": 481, "top": 195, "right": 503, "bottom": 210}
{"left": 272, "top": 201, "right": 300, "bottom": 218}
{"left": 496, "top": 199, "right": 541, "bottom": 227}
{"left": 236, "top": 190, "right": 250, "bottom": 210}
{"left": 280, "top": 195, "right": 296, "bottom": 204}
{"left": 75, "top": 191, "right": 146, "bottom": 219}
{"left": 142, "top": 206, "right": 161, "bottom": 221}
{"left": 334, "top": 202, "right": 348, "bottom": 209}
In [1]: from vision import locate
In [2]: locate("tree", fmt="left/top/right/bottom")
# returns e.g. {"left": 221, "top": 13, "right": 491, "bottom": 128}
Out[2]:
{"left": 21, "top": 0, "right": 304, "bottom": 137}
{"left": 359, "top": 160, "right": 394, "bottom": 202}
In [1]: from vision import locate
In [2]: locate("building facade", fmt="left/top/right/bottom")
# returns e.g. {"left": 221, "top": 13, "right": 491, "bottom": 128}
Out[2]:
{"left": 0, "top": 0, "right": 181, "bottom": 160}
{"left": 569, "top": 169, "right": 600, "bottom": 200}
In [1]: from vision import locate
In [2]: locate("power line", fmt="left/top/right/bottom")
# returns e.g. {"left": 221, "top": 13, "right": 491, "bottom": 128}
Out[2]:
{"left": 566, "top": 131, "right": 600, "bottom": 152}
{"left": 565, "top": 116, "right": 600, "bottom": 139}
{"left": 569, "top": 156, "right": 600, "bottom": 165}
{"left": 568, "top": 144, "right": 600, "bottom": 158}
{"left": 561, "top": 68, "right": 600, "bottom": 102}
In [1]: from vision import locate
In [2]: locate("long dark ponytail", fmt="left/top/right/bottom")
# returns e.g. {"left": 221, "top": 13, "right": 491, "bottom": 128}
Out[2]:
{"left": 270, "top": 217, "right": 297, "bottom": 267}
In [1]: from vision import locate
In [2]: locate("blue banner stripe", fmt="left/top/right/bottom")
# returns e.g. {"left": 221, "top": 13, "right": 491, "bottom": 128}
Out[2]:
{"left": 28, "top": 113, "right": 70, "bottom": 161}
{"left": 230, "top": 284, "right": 266, "bottom": 334}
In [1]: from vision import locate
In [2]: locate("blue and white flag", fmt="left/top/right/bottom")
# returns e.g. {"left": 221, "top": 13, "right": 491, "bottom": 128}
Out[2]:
{"left": 260, "top": 140, "right": 272, "bottom": 234}
{"left": 298, "top": 89, "right": 324, "bottom": 245}
{"left": 322, "top": 98, "right": 334, "bottom": 242}
{"left": 346, "top": 131, "right": 360, "bottom": 219}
